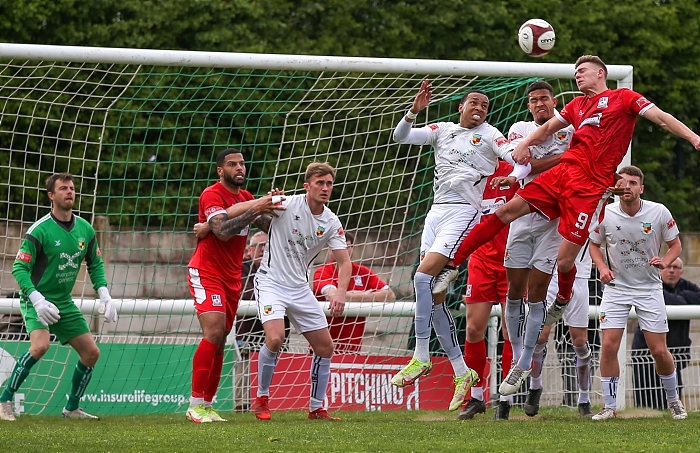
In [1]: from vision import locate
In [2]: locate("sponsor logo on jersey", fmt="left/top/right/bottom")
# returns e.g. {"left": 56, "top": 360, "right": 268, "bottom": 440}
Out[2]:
{"left": 204, "top": 205, "right": 225, "bottom": 217}
{"left": 641, "top": 222, "right": 653, "bottom": 234}
{"left": 428, "top": 124, "right": 439, "bottom": 131}
{"left": 465, "top": 284, "right": 472, "bottom": 298}
{"left": 316, "top": 225, "right": 326, "bottom": 237}
{"left": 263, "top": 305, "right": 273, "bottom": 315}
{"left": 16, "top": 251, "right": 32, "bottom": 263}
{"left": 597, "top": 97, "right": 608, "bottom": 109}
{"left": 211, "top": 294, "right": 222, "bottom": 307}
{"left": 570, "top": 231, "right": 581, "bottom": 238}
{"left": 599, "top": 311, "right": 606, "bottom": 323}
{"left": 78, "top": 238, "right": 86, "bottom": 250}
{"left": 470, "top": 134, "right": 482, "bottom": 146}
{"left": 636, "top": 97, "right": 651, "bottom": 108}
{"left": 667, "top": 219, "right": 676, "bottom": 229}
{"left": 620, "top": 238, "right": 647, "bottom": 256}
{"left": 338, "top": 227, "right": 345, "bottom": 237}
{"left": 580, "top": 113, "right": 602, "bottom": 128}
{"left": 58, "top": 251, "right": 81, "bottom": 270}
{"left": 508, "top": 132, "right": 523, "bottom": 141}
{"left": 495, "top": 136, "right": 508, "bottom": 147}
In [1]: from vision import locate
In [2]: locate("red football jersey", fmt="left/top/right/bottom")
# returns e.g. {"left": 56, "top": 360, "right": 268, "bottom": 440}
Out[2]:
{"left": 558, "top": 88, "right": 653, "bottom": 188}
{"left": 471, "top": 161, "right": 518, "bottom": 265}
{"left": 313, "top": 261, "right": 389, "bottom": 353}
{"left": 188, "top": 182, "right": 254, "bottom": 280}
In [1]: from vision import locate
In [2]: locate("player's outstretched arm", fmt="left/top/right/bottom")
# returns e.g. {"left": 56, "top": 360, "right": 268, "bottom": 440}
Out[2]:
{"left": 512, "top": 116, "right": 567, "bottom": 164}
{"left": 642, "top": 106, "right": 700, "bottom": 150}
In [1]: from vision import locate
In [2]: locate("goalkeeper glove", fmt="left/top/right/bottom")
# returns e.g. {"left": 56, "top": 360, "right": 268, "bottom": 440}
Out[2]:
{"left": 28, "top": 291, "right": 61, "bottom": 327}
{"left": 97, "top": 287, "right": 118, "bottom": 323}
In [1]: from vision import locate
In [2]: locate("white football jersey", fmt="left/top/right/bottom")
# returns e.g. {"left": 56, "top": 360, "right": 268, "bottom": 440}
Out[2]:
{"left": 589, "top": 200, "right": 679, "bottom": 293}
{"left": 259, "top": 194, "right": 347, "bottom": 288}
{"left": 422, "top": 121, "right": 513, "bottom": 207}
{"left": 507, "top": 120, "right": 574, "bottom": 186}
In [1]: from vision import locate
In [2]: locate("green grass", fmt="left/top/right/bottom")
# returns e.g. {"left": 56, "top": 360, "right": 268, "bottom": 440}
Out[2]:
{"left": 1, "top": 407, "right": 699, "bottom": 453}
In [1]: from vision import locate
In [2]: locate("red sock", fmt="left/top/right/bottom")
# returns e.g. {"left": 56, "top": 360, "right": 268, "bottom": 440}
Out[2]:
{"left": 501, "top": 339, "right": 513, "bottom": 377}
{"left": 464, "top": 339, "right": 487, "bottom": 385}
{"left": 192, "top": 338, "right": 218, "bottom": 398}
{"left": 204, "top": 352, "right": 224, "bottom": 402}
{"left": 557, "top": 265, "right": 577, "bottom": 302}
{"left": 454, "top": 214, "right": 507, "bottom": 265}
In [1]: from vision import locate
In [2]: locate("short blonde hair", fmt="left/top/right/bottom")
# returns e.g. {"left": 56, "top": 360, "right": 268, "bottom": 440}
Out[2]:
{"left": 305, "top": 162, "right": 336, "bottom": 182}
{"left": 575, "top": 55, "right": 608, "bottom": 77}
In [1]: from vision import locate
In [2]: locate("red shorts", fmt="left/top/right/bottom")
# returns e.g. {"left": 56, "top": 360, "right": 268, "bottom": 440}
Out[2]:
{"left": 188, "top": 268, "right": 242, "bottom": 331}
{"left": 517, "top": 163, "right": 609, "bottom": 246}
{"left": 465, "top": 256, "right": 507, "bottom": 304}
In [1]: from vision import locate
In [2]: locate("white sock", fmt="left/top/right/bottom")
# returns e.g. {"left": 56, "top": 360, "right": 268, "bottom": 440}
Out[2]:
{"left": 601, "top": 376, "right": 618, "bottom": 410}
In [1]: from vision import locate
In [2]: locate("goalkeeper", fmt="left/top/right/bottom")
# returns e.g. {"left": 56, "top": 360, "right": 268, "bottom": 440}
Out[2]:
{"left": 0, "top": 173, "right": 117, "bottom": 421}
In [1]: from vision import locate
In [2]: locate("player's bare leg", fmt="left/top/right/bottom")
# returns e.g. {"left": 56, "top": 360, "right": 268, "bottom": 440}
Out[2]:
{"left": 304, "top": 328, "right": 340, "bottom": 420}
{"left": 643, "top": 330, "right": 686, "bottom": 419}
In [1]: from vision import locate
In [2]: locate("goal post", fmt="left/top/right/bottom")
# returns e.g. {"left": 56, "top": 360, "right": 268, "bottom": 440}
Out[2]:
{"left": 0, "top": 43, "right": 635, "bottom": 415}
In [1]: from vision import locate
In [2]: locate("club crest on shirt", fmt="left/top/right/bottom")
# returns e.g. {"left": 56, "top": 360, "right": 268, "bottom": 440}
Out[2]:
{"left": 471, "top": 134, "right": 482, "bottom": 146}
{"left": 555, "top": 130, "right": 569, "bottom": 142}
{"left": 78, "top": 238, "right": 86, "bottom": 250}
{"left": 264, "top": 305, "right": 273, "bottom": 315}
{"left": 353, "top": 276, "right": 363, "bottom": 287}
{"left": 597, "top": 97, "right": 609, "bottom": 109}
{"left": 641, "top": 222, "right": 653, "bottom": 234}
{"left": 316, "top": 225, "right": 325, "bottom": 237}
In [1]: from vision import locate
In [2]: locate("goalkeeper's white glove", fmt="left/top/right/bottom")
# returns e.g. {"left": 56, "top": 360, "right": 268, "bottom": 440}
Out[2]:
{"left": 28, "top": 290, "right": 60, "bottom": 327}
{"left": 97, "top": 287, "right": 118, "bottom": 323}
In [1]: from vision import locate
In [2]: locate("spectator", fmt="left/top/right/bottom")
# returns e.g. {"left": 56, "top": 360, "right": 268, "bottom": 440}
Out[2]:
{"left": 632, "top": 257, "right": 700, "bottom": 409}
{"left": 313, "top": 232, "right": 395, "bottom": 353}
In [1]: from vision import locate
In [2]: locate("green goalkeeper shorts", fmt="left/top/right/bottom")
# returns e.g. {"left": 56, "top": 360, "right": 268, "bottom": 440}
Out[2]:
{"left": 21, "top": 300, "right": 91, "bottom": 345}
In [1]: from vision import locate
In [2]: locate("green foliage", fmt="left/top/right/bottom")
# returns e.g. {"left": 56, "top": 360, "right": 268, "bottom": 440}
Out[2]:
{"left": 1, "top": 0, "right": 700, "bottom": 229}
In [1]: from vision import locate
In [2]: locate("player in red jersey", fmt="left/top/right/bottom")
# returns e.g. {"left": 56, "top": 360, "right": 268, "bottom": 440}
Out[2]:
{"left": 440, "top": 55, "right": 700, "bottom": 390}
{"left": 186, "top": 148, "right": 281, "bottom": 423}
{"left": 313, "top": 232, "right": 396, "bottom": 354}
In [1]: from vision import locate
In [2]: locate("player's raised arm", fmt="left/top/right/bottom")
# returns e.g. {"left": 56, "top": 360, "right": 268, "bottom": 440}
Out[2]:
{"left": 641, "top": 106, "right": 700, "bottom": 150}
{"left": 393, "top": 79, "right": 433, "bottom": 145}
{"left": 511, "top": 115, "right": 567, "bottom": 164}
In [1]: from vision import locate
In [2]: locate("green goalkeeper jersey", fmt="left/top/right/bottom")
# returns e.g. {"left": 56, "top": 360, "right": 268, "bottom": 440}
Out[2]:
{"left": 13, "top": 212, "right": 108, "bottom": 307}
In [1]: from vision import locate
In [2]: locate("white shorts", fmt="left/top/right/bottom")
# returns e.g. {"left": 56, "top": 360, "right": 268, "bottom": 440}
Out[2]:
{"left": 253, "top": 273, "right": 328, "bottom": 334}
{"left": 546, "top": 275, "right": 590, "bottom": 328}
{"left": 599, "top": 288, "right": 668, "bottom": 333}
{"left": 420, "top": 204, "right": 480, "bottom": 259}
{"left": 504, "top": 213, "right": 560, "bottom": 273}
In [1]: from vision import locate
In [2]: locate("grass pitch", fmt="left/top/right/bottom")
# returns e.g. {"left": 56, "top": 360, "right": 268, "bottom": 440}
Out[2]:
{"left": 1, "top": 407, "right": 698, "bottom": 452}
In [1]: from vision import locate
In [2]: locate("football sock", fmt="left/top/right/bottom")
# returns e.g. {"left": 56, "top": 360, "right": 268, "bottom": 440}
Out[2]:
{"left": 191, "top": 338, "right": 218, "bottom": 399}
{"left": 505, "top": 298, "right": 525, "bottom": 362}
{"left": 413, "top": 271, "right": 434, "bottom": 363}
{"left": 501, "top": 339, "right": 513, "bottom": 377}
{"left": 601, "top": 376, "right": 618, "bottom": 409}
{"left": 310, "top": 355, "right": 331, "bottom": 411}
{"left": 432, "top": 303, "right": 466, "bottom": 374}
{"left": 190, "top": 397, "right": 204, "bottom": 408}
{"left": 556, "top": 265, "right": 577, "bottom": 302}
{"left": 453, "top": 214, "right": 507, "bottom": 266}
{"left": 530, "top": 343, "right": 547, "bottom": 390}
{"left": 471, "top": 386, "right": 484, "bottom": 401}
{"left": 203, "top": 351, "right": 225, "bottom": 403}
{"left": 517, "top": 300, "right": 545, "bottom": 370}
{"left": 659, "top": 371, "right": 679, "bottom": 403}
{"left": 66, "top": 361, "right": 94, "bottom": 411}
{"left": 0, "top": 350, "right": 38, "bottom": 402}
{"left": 574, "top": 343, "right": 592, "bottom": 403}
{"left": 464, "top": 339, "right": 487, "bottom": 386}
{"left": 257, "top": 344, "right": 279, "bottom": 397}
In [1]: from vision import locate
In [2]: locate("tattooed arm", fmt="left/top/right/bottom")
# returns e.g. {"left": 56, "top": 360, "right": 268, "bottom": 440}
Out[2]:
{"left": 203, "top": 195, "right": 283, "bottom": 240}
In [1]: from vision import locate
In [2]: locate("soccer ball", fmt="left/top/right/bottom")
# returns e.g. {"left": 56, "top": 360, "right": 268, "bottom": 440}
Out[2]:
{"left": 518, "top": 19, "right": 555, "bottom": 57}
